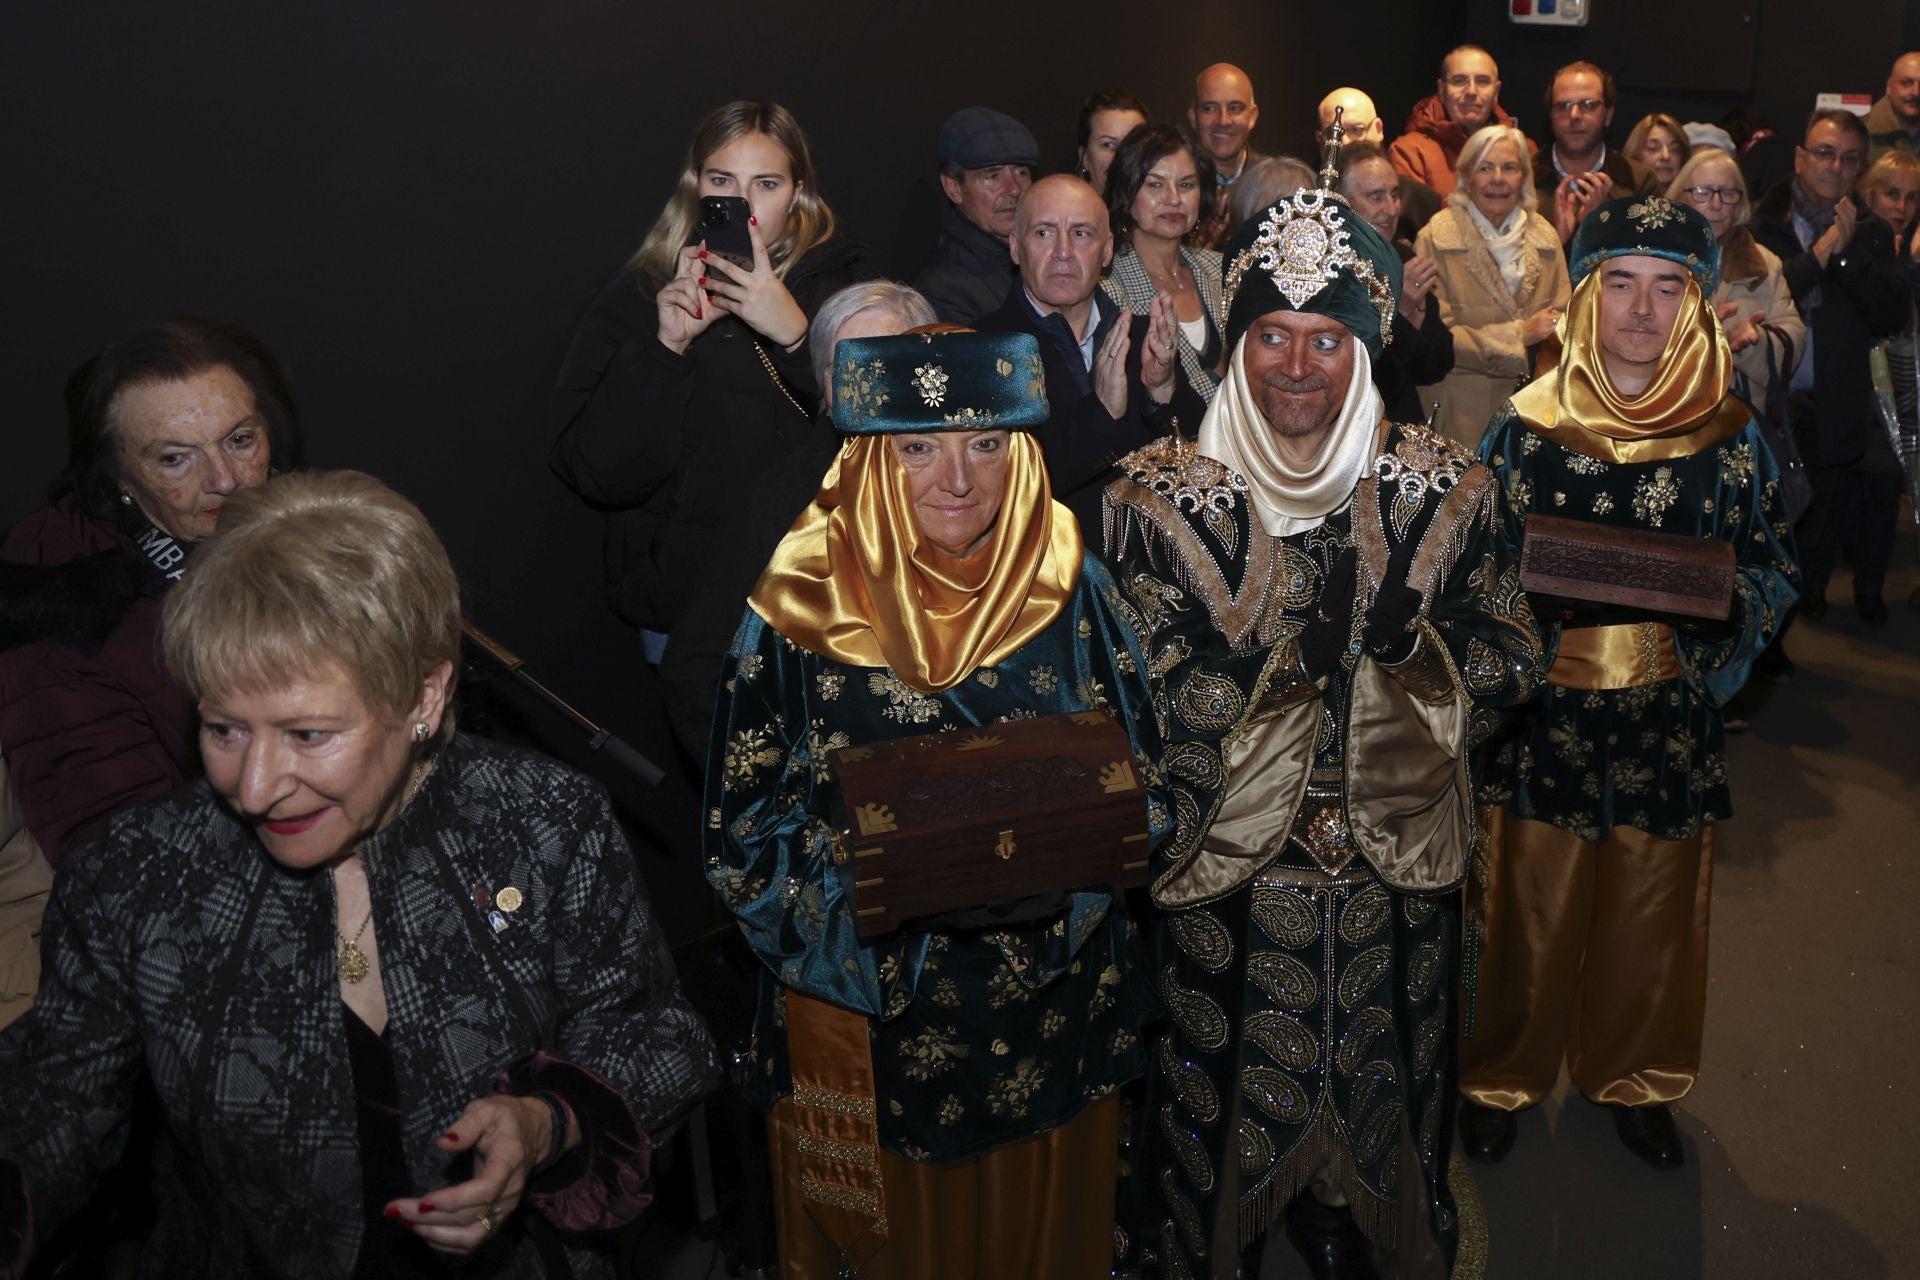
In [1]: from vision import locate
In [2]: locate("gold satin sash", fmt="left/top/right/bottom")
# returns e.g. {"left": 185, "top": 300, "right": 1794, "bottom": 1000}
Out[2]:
{"left": 785, "top": 991, "right": 889, "bottom": 1257}
{"left": 1511, "top": 275, "right": 1747, "bottom": 463}
{"left": 747, "top": 433, "right": 1081, "bottom": 694}
{"left": 1547, "top": 622, "right": 1680, "bottom": 689}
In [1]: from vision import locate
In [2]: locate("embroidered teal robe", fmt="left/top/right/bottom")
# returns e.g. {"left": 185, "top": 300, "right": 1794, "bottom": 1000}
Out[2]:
{"left": 704, "top": 552, "right": 1169, "bottom": 1163}
{"left": 1475, "top": 408, "right": 1801, "bottom": 841}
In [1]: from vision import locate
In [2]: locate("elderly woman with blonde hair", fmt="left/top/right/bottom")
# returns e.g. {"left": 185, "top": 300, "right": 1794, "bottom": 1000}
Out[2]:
{"left": 1415, "top": 123, "right": 1572, "bottom": 447}
{"left": 0, "top": 470, "right": 717, "bottom": 1279}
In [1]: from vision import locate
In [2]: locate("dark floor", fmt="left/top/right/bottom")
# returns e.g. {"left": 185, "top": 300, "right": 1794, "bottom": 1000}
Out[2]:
{"left": 649, "top": 550, "right": 1920, "bottom": 1280}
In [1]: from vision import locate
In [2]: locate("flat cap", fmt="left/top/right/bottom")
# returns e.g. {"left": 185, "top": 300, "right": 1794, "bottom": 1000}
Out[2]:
{"left": 936, "top": 107, "right": 1041, "bottom": 170}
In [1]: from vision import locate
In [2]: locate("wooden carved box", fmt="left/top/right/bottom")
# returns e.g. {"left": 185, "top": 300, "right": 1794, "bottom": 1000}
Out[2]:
{"left": 1520, "top": 513, "right": 1736, "bottom": 619}
{"left": 826, "top": 710, "right": 1152, "bottom": 938}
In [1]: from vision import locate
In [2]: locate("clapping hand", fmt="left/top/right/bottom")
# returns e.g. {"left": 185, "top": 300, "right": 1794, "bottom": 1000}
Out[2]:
{"left": 1553, "top": 172, "right": 1608, "bottom": 242}
{"left": 1139, "top": 294, "right": 1179, "bottom": 405}
{"left": 1094, "top": 316, "right": 1133, "bottom": 419}
{"left": 1717, "top": 301, "right": 1766, "bottom": 353}
{"left": 1399, "top": 253, "right": 1440, "bottom": 324}
{"left": 701, "top": 215, "right": 810, "bottom": 350}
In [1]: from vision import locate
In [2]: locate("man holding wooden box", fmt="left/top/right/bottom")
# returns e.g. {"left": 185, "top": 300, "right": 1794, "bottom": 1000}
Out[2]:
{"left": 1461, "top": 197, "right": 1802, "bottom": 1172}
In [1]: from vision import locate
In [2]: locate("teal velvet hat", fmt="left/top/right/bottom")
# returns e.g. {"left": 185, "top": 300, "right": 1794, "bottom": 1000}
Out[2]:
{"left": 1569, "top": 195, "right": 1721, "bottom": 293}
{"left": 1222, "top": 188, "right": 1402, "bottom": 360}
{"left": 830, "top": 330, "right": 1050, "bottom": 434}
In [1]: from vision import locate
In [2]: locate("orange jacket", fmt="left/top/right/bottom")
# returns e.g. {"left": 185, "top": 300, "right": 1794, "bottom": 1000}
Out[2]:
{"left": 1389, "top": 94, "right": 1535, "bottom": 199}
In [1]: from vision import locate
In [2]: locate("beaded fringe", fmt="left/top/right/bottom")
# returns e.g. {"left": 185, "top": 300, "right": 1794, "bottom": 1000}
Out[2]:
{"left": 1237, "top": 1111, "right": 1397, "bottom": 1256}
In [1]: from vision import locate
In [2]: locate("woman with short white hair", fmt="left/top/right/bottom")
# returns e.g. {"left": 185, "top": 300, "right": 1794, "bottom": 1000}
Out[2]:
{"left": 1415, "top": 124, "right": 1573, "bottom": 448}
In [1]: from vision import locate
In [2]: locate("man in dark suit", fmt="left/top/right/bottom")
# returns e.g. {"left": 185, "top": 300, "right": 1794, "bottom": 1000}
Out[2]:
{"left": 974, "top": 175, "right": 1195, "bottom": 543}
{"left": 1753, "top": 108, "right": 1909, "bottom": 623}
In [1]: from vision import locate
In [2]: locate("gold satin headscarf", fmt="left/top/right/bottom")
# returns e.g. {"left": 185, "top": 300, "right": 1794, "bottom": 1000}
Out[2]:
{"left": 1509, "top": 274, "right": 1747, "bottom": 462}
{"left": 747, "top": 432, "right": 1081, "bottom": 694}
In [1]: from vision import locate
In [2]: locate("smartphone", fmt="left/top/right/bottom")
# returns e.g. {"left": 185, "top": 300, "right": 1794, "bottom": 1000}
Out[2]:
{"left": 697, "top": 196, "right": 755, "bottom": 272}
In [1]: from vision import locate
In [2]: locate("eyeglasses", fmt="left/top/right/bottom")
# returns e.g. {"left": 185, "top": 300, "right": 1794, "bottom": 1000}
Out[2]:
{"left": 1681, "top": 186, "right": 1745, "bottom": 206}
{"left": 1803, "top": 145, "right": 1864, "bottom": 169}
{"left": 1551, "top": 98, "right": 1606, "bottom": 117}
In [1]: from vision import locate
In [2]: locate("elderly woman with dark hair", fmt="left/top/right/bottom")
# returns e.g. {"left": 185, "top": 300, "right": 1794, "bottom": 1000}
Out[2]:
{"left": 0, "top": 318, "right": 301, "bottom": 870}
{"left": 706, "top": 331, "right": 1164, "bottom": 1278}
{"left": 0, "top": 470, "right": 718, "bottom": 1279}
{"left": 1101, "top": 124, "right": 1227, "bottom": 402}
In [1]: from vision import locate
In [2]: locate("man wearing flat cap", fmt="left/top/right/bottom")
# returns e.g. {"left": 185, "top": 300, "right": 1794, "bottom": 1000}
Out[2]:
{"left": 1106, "top": 186, "right": 1543, "bottom": 1277}
{"left": 914, "top": 107, "right": 1040, "bottom": 325}
{"left": 708, "top": 329, "right": 1167, "bottom": 1277}
{"left": 1459, "top": 198, "right": 1800, "bottom": 1173}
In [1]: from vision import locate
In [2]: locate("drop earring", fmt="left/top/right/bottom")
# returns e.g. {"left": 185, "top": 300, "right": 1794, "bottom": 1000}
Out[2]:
{"left": 120, "top": 492, "right": 133, "bottom": 506}
{"left": 412, "top": 722, "right": 430, "bottom": 743}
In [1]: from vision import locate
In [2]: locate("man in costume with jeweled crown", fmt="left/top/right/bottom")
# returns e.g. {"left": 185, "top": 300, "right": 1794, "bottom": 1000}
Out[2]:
{"left": 1457, "top": 198, "right": 1800, "bottom": 1172}
{"left": 1104, "top": 150, "right": 1544, "bottom": 1278}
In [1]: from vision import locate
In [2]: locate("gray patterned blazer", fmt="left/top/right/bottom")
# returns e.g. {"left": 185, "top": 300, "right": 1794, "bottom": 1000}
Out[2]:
{"left": 0, "top": 734, "right": 717, "bottom": 1279}
{"left": 1101, "top": 244, "right": 1228, "bottom": 399}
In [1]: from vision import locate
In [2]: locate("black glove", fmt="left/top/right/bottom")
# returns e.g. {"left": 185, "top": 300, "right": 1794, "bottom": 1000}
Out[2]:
{"left": 1362, "top": 542, "right": 1423, "bottom": 663}
{"left": 1296, "top": 549, "right": 1358, "bottom": 682}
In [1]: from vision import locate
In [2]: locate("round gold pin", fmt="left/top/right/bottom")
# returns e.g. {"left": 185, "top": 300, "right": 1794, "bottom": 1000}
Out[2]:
{"left": 496, "top": 886, "right": 524, "bottom": 913}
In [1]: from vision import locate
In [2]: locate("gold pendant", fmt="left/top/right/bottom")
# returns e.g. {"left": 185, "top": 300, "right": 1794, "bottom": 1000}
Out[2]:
{"left": 338, "top": 937, "right": 371, "bottom": 984}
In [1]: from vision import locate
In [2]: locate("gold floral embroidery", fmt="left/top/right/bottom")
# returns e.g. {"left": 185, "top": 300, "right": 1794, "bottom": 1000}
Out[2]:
{"left": 985, "top": 1058, "right": 1047, "bottom": 1118}
{"left": 898, "top": 1027, "right": 971, "bottom": 1082}
{"left": 1631, "top": 466, "right": 1680, "bottom": 526}
{"left": 1592, "top": 492, "right": 1616, "bottom": 515}
{"left": 911, "top": 362, "right": 949, "bottom": 406}
{"left": 1028, "top": 665, "right": 1059, "bottom": 695}
{"left": 1627, "top": 196, "right": 1680, "bottom": 229}
{"left": 1565, "top": 452, "right": 1609, "bottom": 476}
{"left": 1718, "top": 441, "right": 1755, "bottom": 488}
{"left": 815, "top": 670, "right": 845, "bottom": 700}
{"left": 722, "top": 727, "right": 783, "bottom": 791}
{"left": 867, "top": 670, "right": 941, "bottom": 724}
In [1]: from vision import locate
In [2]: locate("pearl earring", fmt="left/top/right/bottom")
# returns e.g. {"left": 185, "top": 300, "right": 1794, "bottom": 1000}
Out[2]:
{"left": 120, "top": 492, "right": 133, "bottom": 506}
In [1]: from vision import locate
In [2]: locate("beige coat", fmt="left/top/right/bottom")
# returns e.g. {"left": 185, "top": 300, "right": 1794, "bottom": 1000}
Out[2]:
{"left": 1717, "top": 244, "right": 1806, "bottom": 419}
{"left": 1415, "top": 206, "right": 1571, "bottom": 450}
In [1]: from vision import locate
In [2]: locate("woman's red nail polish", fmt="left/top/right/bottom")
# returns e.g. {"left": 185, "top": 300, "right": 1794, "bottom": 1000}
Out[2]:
{"left": 420, "top": 1201, "right": 437, "bottom": 1212}
{"left": 443, "top": 1132, "right": 459, "bottom": 1142}
{"left": 699, "top": 276, "right": 708, "bottom": 286}
{"left": 698, "top": 249, "right": 708, "bottom": 259}
{"left": 696, "top": 307, "right": 703, "bottom": 319}
{"left": 749, "top": 215, "right": 758, "bottom": 226}
{"left": 384, "top": 1206, "right": 401, "bottom": 1219}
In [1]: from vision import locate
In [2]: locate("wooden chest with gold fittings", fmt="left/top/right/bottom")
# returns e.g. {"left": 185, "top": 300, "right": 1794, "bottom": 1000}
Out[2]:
{"left": 826, "top": 709, "right": 1152, "bottom": 938}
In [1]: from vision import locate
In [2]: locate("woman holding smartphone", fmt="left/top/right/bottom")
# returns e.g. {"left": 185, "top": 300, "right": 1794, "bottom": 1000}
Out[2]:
{"left": 549, "top": 101, "right": 868, "bottom": 762}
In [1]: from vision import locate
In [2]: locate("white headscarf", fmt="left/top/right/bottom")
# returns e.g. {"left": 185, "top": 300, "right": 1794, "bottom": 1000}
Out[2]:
{"left": 1197, "top": 336, "right": 1382, "bottom": 536}
{"left": 1465, "top": 200, "right": 1529, "bottom": 295}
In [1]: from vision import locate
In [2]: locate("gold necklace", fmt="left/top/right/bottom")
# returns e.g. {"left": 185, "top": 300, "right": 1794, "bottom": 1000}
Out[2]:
{"left": 333, "top": 759, "right": 433, "bottom": 985}
{"left": 337, "top": 909, "right": 374, "bottom": 984}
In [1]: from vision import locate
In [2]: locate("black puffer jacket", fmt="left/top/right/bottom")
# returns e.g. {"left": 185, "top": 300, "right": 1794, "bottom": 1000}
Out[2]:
{"left": 548, "top": 239, "right": 869, "bottom": 756}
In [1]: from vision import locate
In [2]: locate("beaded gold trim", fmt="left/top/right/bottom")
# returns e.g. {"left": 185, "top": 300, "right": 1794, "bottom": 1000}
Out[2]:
{"left": 792, "top": 1085, "right": 876, "bottom": 1119}
{"left": 801, "top": 1175, "right": 886, "bottom": 1226}
{"left": 795, "top": 1133, "right": 880, "bottom": 1168}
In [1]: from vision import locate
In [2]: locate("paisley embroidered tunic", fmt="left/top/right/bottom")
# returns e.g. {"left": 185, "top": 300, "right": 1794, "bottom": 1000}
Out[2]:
{"left": 1475, "top": 407, "right": 1801, "bottom": 841}
{"left": 704, "top": 554, "right": 1168, "bottom": 1163}
{"left": 1102, "top": 426, "right": 1543, "bottom": 1272}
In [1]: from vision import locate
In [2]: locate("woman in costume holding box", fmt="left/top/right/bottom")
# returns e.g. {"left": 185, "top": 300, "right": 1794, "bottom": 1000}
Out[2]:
{"left": 704, "top": 329, "right": 1166, "bottom": 1279}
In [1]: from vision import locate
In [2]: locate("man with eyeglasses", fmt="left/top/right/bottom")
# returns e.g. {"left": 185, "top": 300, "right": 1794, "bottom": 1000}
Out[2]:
{"left": 1391, "top": 44, "right": 1536, "bottom": 201}
{"left": 1867, "top": 51, "right": 1920, "bottom": 160}
{"left": 1753, "top": 108, "right": 1909, "bottom": 624}
{"left": 1534, "top": 61, "right": 1637, "bottom": 243}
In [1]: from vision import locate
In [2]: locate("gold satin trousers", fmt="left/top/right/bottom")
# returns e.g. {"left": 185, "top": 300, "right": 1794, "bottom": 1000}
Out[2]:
{"left": 767, "top": 1094, "right": 1120, "bottom": 1279}
{"left": 1459, "top": 808, "right": 1713, "bottom": 1109}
